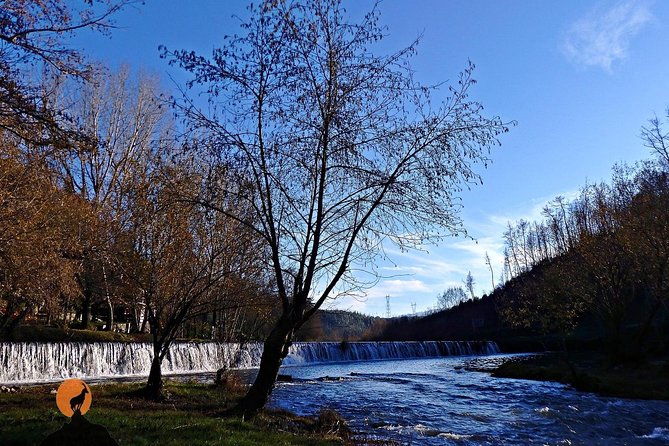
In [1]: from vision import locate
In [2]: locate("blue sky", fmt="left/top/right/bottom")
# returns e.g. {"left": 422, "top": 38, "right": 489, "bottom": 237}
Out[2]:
{"left": 74, "top": 0, "right": 669, "bottom": 316}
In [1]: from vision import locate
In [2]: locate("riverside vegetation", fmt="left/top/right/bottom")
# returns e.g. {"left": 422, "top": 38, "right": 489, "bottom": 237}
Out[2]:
{"left": 0, "top": 379, "right": 392, "bottom": 446}
{"left": 371, "top": 111, "right": 669, "bottom": 400}
{"left": 0, "top": 0, "right": 509, "bottom": 411}
{"left": 3, "top": 3, "right": 669, "bottom": 444}
{"left": 492, "top": 352, "right": 669, "bottom": 401}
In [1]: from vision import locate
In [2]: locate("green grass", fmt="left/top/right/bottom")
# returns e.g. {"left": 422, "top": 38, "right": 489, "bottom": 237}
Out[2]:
{"left": 8, "top": 325, "right": 151, "bottom": 343}
{"left": 0, "top": 381, "right": 349, "bottom": 446}
{"left": 492, "top": 352, "right": 669, "bottom": 400}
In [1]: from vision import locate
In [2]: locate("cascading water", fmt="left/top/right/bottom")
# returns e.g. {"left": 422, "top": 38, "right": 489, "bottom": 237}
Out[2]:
{"left": 0, "top": 340, "right": 500, "bottom": 384}
{"left": 0, "top": 342, "right": 264, "bottom": 384}
{"left": 283, "top": 340, "right": 500, "bottom": 365}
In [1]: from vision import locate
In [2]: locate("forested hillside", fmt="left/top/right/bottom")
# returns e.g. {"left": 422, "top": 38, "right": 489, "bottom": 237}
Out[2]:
{"left": 295, "top": 310, "right": 379, "bottom": 341}
{"left": 374, "top": 116, "right": 669, "bottom": 362}
{"left": 496, "top": 152, "right": 669, "bottom": 361}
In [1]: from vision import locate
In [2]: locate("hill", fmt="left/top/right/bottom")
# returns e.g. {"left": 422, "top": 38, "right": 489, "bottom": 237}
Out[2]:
{"left": 295, "top": 310, "right": 380, "bottom": 341}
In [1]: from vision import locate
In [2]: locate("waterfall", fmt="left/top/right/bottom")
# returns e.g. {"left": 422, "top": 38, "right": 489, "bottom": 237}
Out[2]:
{"left": 0, "top": 340, "right": 499, "bottom": 384}
{"left": 283, "top": 341, "right": 500, "bottom": 365}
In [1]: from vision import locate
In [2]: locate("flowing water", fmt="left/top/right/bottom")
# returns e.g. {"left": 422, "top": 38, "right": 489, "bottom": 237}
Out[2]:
{"left": 3, "top": 342, "right": 667, "bottom": 445}
{"left": 0, "top": 340, "right": 498, "bottom": 384}
{"left": 269, "top": 355, "right": 669, "bottom": 445}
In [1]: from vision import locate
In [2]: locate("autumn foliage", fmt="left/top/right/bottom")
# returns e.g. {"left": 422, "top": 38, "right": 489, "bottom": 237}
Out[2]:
{"left": 498, "top": 122, "right": 669, "bottom": 360}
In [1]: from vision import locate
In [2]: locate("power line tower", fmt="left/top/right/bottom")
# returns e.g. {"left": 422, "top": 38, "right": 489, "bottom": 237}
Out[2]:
{"left": 385, "top": 295, "right": 391, "bottom": 318}
{"left": 411, "top": 302, "right": 417, "bottom": 315}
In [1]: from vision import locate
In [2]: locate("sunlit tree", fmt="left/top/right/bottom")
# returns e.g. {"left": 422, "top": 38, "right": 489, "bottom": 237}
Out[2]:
{"left": 0, "top": 143, "right": 93, "bottom": 338}
{"left": 165, "top": 0, "right": 510, "bottom": 414}
{"left": 54, "top": 66, "right": 169, "bottom": 329}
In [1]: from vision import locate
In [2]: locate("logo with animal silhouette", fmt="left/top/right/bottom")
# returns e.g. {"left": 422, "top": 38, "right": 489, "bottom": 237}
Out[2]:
{"left": 42, "top": 379, "right": 118, "bottom": 445}
{"left": 55, "top": 379, "right": 92, "bottom": 417}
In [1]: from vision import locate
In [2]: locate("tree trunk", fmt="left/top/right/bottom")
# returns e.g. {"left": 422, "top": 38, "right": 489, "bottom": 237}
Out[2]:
{"left": 233, "top": 317, "right": 294, "bottom": 416}
{"left": 635, "top": 297, "right": 662, "bottom": 355}
{"left": 212, "top": 310, "right": 217, "bottom": 340}
{"left": 140, "top": 306, "right": 149, "bottom": 333}
{"left": 105, "top": 298, "right": 114, "bottom": 331}
{"left": 81, "top": 293, "right": 92, "bottom": 329}
{"left": 145, "top": 351, "right": 163, "bottom": 399}
{"left": 102, "top": 264, "right": 113, "bottom": 331}
{"left": 129, "top": 306, "right": 138, "bottom": 333}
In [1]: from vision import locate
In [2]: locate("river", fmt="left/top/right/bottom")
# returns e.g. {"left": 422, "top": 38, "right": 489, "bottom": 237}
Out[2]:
{"left": 269, "top": 354, "right": 669, "bottom": 445}
{"left": 3, "top": 342, "right": 668, "bottom": 444}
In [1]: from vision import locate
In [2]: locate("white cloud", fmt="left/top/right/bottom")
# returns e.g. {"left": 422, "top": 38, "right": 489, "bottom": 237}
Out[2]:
{"left": 364, "top": 279, "right": 432, "bottom": 302}
{"left": 327, "top": 191, "right": 582, "bottom": 315}
{"left": 325, "top": 278, "right": 434, "bottom": 316}
{"left": 561, "top": 0, "right": 652, "bottom": 71}
{"left": 488, "top": 190, "right": 580, "bottom": 228}
{"left": 450, "top": 237, "right": 504, "bottom": 261}
{"left": 380, "top": 248, "right": 464, "bottom": 277}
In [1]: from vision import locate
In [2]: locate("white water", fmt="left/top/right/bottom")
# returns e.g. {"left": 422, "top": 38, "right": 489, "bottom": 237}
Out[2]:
{"left": 284, "top": 341, "right": 499, "bottom": 365}
{"left": 0, "top": 340, "right": 499, "bottom": 384}
{"left": 270, "top": 355, "right": 669, "bottom": 446}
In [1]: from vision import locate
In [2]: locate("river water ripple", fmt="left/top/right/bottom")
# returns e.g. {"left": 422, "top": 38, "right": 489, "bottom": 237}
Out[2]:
{"left": 269, "top": 354, "right": 669, "bottom": 445}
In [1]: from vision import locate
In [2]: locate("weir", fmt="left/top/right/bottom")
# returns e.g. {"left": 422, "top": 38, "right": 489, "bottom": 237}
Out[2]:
{"left": 0, "top": 340, "right": 500, "bottom": 384}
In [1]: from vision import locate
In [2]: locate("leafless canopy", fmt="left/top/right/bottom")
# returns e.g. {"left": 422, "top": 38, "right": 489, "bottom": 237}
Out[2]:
{"left": 166, "top": 0, "right": 511, "bottom": 323}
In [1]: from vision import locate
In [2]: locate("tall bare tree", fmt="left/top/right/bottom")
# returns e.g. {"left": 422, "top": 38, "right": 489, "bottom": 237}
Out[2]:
{"left": 55, "top": 67, "right": 168, "bottom": 329}
{"left": 641, "top": 108, "right": 669, "bottom": 168}
{"left": 165, "top": 0, "right": 511, "bottom": 414}
{"left": 484, "top": 252, "right": 495, "bottom": 291}
{"left": 464, "top": 271, "right": 476, "bottom": 300}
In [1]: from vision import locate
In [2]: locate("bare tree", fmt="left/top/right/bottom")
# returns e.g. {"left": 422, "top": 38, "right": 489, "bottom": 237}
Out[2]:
{"left": 124, "top": 160, "right": 266, "bottom": 399}
{"left": 0, "top": 0, "right": 134, "bottom": 148}
{"left": 464, "top": 271, "right": 476, "bottom": 300}
{"left": 55, "top": 66, "right": 168, "bottom": 329}
{"left": 0, "top": 1, "right": 131, "bottom": 75}
{"left": 165, "top": 0, "right": 511, "bottom": 414}
{"left": 641, "top": 108, "right": 669, "bottom": 167}
{"left": 484, "top": 251, "right": 494, "bottom": 291}
{"left": 437, "top": 286, "right": 467, "bottom": 310}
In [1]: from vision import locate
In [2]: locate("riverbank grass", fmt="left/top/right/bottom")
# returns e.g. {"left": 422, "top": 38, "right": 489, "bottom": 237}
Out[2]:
{"left": 6, "top": 325, "right": 152, "bottom": 342}
{"left": 493, "top": 352, "right": 669, "bottom": 400}
{"left": 0, "top": 380, "right": 350, "bottom": 445}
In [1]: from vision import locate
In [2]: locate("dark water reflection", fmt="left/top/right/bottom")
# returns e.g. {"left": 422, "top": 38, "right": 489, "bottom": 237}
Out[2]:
{"left": 268, "top": 354, "right": 669, "bottom": 445}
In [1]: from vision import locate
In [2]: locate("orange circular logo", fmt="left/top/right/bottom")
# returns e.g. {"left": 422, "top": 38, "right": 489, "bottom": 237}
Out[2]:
{"left": 55, "top": 379, "right": 92, "bottom": 417}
